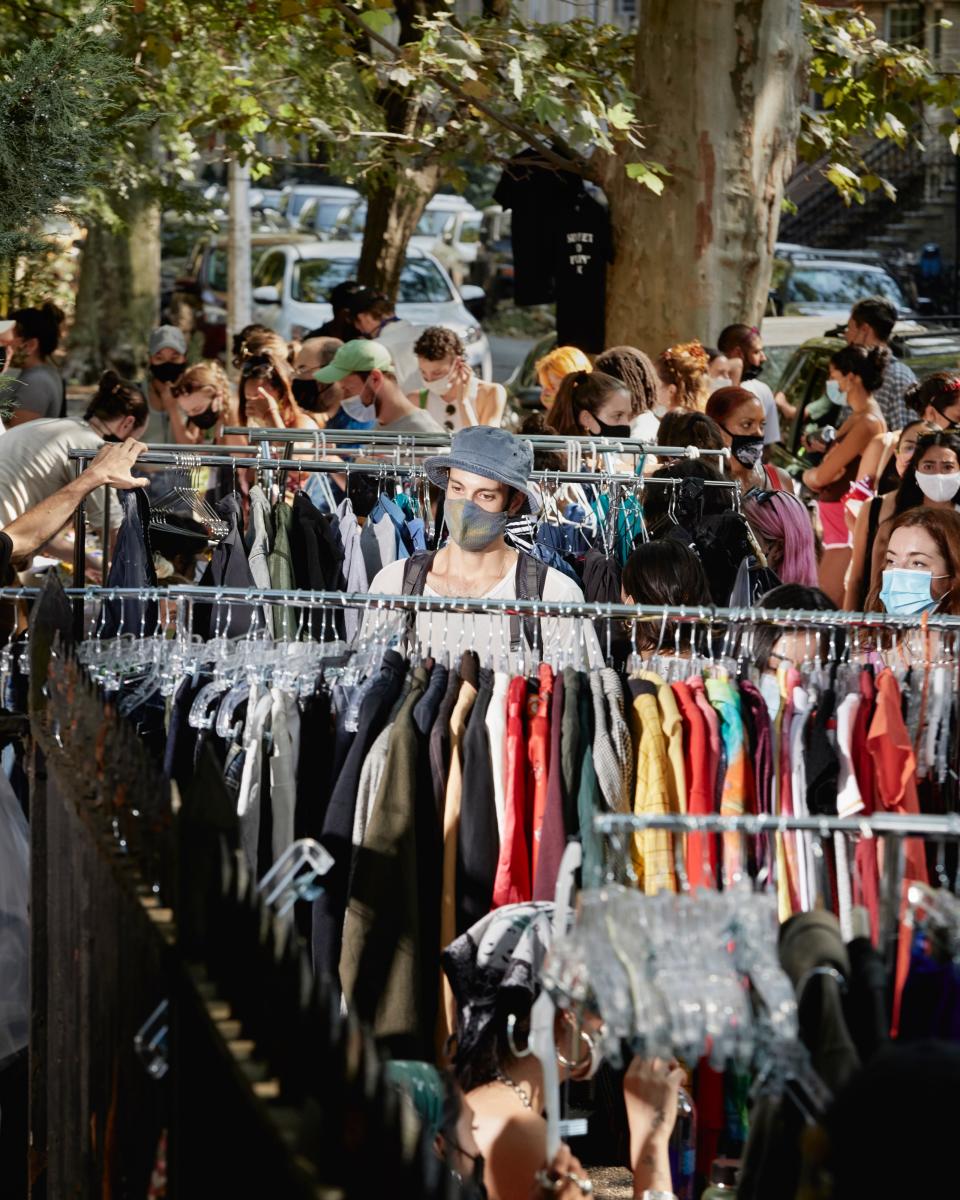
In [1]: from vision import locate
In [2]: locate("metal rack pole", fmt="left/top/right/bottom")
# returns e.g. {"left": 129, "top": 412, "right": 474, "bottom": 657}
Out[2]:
{"left": 15, "top": 585, "right": 960, "bottom": 633}
{"left": 591, "top": 811, "right": 960, "bottom": 838}
{"left": 220, "top": 426, "right": 731, "bottom": 460}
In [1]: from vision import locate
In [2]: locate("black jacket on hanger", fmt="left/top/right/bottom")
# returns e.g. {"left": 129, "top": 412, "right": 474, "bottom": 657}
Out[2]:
{"left": 194, "top": 494, "right": 258, "bottom": 639}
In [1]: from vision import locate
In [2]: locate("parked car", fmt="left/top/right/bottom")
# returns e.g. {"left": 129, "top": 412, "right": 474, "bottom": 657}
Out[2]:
{"left": 328, "top": 194, "right": 484, "bottom": 288}
{"left": 250, "top": 241, "right": 493, "bottom": 379}
{"left": 170, "top": 231, "right": 318, "bottom": 359}
{"left": 771, "top": 321, "right": 960, "bottom": 474}
{"left": 278, "top": 184, "right": 360, "bottom": 228}
{"left": 290, "top": 186, "right": 362, "bottom": 236}
{"left": 768, "top": 252, "right": 914, "bottom": 319}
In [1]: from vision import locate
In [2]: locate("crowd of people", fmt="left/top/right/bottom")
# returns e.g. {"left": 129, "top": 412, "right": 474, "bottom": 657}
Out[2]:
{"left": 2, "top": 283, "right": 959, "bottom": 1200}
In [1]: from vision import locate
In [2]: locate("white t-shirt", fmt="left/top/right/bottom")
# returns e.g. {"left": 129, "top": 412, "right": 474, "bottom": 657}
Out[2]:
{"left": 630, "top": 410, "right": 660, "bottom": 445}
{"left": 0, "top": 418, "right": 121, "bottom": 531}
{"left": 366, "top": 554, "right": 603, "bottom": 669}
{"left": 376, "top": 319, "right": 422, "bottom": 392}
{"left": 742, "top": 379, "right": 780, "bottom": 446}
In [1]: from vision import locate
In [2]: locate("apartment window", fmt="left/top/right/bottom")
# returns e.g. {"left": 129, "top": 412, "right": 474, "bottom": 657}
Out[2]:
{"left": 617, "top": 0, "right": 637, "bottom": 15}
{"left": 885, "top": 3, "right": 926, "bottom": 46}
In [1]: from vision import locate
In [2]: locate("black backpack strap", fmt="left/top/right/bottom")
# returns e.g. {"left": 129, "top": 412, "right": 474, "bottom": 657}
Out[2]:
{"left": 401, "top": 551, "right": 437, "bottom": 596}
{"left": 509, "top": 552, "right": 549, "bottom": 652}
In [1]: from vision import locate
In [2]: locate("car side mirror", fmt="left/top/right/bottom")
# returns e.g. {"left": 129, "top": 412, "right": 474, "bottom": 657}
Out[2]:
{"left": 252, "top": 285, "right": 281, "bottom": 305}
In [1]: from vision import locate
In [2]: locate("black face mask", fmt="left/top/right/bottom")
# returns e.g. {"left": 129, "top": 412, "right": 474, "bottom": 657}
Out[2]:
{"left": 100, "top": 432, "right": 123, "bottom": 444}
{"left": 726, "top": 430, "right": 765, "bottom": 468}
{"left": 740, "top": 362, "right": 763, "bottom": 382}
{"left": 188, "top": 406, "right": 220, "bottom": 430}
{"left": 151, "top": 361, "right": 185, "bottom": 384}
{"left": 590, "top": 418, "right": 632, "bottom": 440}
{"left": 291, "top": 377, "right": 321, "bottom": 411}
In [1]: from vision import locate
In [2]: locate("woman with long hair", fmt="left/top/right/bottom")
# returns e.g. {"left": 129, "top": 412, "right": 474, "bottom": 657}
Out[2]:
{"left": 742, "top": 490, "right": 819, "bottom": 588}
{"left": 855, "top": 429, "right": 960, "bottom": 611}
{"left": 904, "top": 370, "right": 960, "bottom": 431}
{"left": 843, "top": 420, "right": 942, "bottom": 609}
{"left": 545, "top": 370, "right": 634, "bottom": 440}
{"left": 595, "top": 345, "right": 660, "bottom": 441}
{"left": 867, "top": 505, "right": 960, "bottom": 617}
{"left": 800, "top": 343, "right": 888, "bottom": 604}
{"left": 235, "top": 346, "right": 313, "bottom": 434}
{"left": 168, "top": 361, "right": 236, "bottom": 444}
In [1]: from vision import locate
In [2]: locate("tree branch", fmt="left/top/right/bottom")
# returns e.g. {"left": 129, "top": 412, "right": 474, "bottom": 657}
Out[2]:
{"left": 327, "top": 0, "right": 592, "bottom": 179}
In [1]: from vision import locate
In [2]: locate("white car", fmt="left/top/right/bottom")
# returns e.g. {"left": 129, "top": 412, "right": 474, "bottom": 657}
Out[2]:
{"left": 250, "top": 241, "right": 492, "bottom": 380}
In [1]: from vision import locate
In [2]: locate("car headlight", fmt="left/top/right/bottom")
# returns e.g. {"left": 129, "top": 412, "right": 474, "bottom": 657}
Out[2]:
{"left": 463, "top": 323, "right": 483, "bottom": 346}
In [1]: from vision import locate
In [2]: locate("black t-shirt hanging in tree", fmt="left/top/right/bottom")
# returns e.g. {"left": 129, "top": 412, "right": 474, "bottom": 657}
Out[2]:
{"left": 493, "top": 150, "right": 581, "bottom": 307}
{"left": 554, "top": 189, "right": 613, "bottom": 355}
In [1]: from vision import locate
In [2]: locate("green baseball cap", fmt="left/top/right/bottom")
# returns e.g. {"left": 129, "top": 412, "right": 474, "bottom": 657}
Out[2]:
{"left": 314, "top": 338, "right": 394, "bottom": 382}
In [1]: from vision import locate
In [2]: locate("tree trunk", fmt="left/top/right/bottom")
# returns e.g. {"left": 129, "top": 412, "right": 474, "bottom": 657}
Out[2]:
{"left": 358, "top": 162, "right": 441, "bottom": 299}
{"left": 68, "top": 185, "right": 160, "bottom": 382}
{"left": 602, "top": 0, "right": 807, "bottom": 353}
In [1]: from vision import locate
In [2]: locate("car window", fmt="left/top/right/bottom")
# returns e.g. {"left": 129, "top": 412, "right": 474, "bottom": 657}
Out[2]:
{"left": 415, "top": 210, "right": 455, "bottom": 239}
{"left": 292, "top": 257, "right": 453, "bottom": 304}
{"left": 253, "top": 251, "right": 286, "bottom": 289}
{"left": 784, "top": 266, "right": 906, "bottom": 308}
{"left": 315, "top": 202, "right": 354, "bottom": 231}
{"left": 458, "top": 216, "right": 481, "bottom": 245}
{"left": 288, "top": 193, "right": 313, "bottom": 219}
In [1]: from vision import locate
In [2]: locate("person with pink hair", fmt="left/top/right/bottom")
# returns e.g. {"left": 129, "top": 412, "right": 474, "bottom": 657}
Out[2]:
{"left": 743, "top": 489, "right": 819, "bottom": 588}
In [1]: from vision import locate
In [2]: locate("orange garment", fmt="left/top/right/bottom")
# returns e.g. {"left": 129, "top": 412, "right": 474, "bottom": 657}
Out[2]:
{"left": 528, "top": 664, "right": 554, "bottom": 881}
{"left": 867, "top": 668, "right": 929, "bottom": 887}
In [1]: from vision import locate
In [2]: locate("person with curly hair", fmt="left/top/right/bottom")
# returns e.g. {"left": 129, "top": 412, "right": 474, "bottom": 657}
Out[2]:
{"left": 168, "top": 360, "right": 236, "bottom": 444}
{"left": 594, "top": 344, "right": 661, "bottom": 442}
{"left": 654, "top": 340, "right": 709, "bottom": 413}
{"left": 411, "top": 325, "right": 506, "bottom": 430}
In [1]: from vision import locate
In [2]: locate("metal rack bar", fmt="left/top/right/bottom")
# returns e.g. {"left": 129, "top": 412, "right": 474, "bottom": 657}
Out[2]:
{"left": 66, "top": 448, "right": 738, "bottom": 488}
{"left": 14, "top": 586, "right": 960, "bottom": 632}
{"left": 592, "top": 812, "right": 960, "bottom": 838}
{"left": 220, "top": 426, "right": 730, "bottom": 459}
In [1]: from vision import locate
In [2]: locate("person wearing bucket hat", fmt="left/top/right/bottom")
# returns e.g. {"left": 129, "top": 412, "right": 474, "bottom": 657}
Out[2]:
{"left": 315, "top": 338, "right": 444, "bottom": 434}
{"left": 365, "top": 425, "right": 602, "bottom": 665}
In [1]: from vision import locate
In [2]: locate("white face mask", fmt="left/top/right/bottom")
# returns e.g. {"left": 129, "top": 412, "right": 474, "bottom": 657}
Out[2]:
{"left": 652, "top": 403, "right": 668, "bottom": 419}
{"left": 708, "top": 375, "right": 733, "bottom": 393}
{"left": 424, "top": 373, "right": 452, "bottom": 398}
{"left": 340, "top": 389, "right": 372, "bottom": 422}
{"left": 916, "top": 471, "right": 960, "bottom": 504}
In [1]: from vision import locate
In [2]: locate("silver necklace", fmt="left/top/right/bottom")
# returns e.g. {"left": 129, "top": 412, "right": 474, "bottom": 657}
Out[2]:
{"left": 494, "top": 1069, "right": 532, "bottom": 1109}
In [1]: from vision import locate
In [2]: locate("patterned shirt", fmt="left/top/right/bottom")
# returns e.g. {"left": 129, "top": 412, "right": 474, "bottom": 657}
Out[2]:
{"left": 873, "top": 354, "right": 916, "bottom": 431}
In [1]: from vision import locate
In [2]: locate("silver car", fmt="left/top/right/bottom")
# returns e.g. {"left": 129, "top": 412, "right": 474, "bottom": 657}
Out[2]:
{"left": 250, "top": 241, "right": 491, "bottom": 379}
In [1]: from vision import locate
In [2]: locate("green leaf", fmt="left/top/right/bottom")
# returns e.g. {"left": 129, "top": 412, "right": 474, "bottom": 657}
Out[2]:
{"left": 359, "top": 9, "right": 393, "bottom": 36}
{"left": 606, "top": 101, "right": 633, "bottom": 131}
{"left": 625, "top": 162, "right": 665, "bottom": 194}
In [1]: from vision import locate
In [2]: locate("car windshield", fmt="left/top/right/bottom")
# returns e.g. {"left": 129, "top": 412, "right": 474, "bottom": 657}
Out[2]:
{"left": 287, "top": 193, "right": 316, "bottom": 219}
{"left": 293, "top": 257, "right": 454, "bottom": 304}
{"left": 415, "top": 210, "right": 454, "bottom": 238}
{"left": 784, "top": 266, "right": 906, "bottom": 308}
{"left": 314, "top": 201, "right": 354, "bottom": 231}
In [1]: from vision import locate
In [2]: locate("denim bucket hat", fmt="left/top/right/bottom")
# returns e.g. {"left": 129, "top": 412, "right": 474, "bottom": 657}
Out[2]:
{"left": 423, "top": 426, "right": 538, "bottom": 513}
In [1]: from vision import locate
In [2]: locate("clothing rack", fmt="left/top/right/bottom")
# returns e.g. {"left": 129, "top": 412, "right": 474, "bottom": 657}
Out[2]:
{"left": 67, "top": 445, "right": 740, "bottom": 583}
{"left": 8, "top": 584, "right": 960, "bottom": 634}
{"left": 592, "top": 812, "right": 960, "bottom": 838}
{"left": 220, "top": 425, "right": 731, "bottom": 461}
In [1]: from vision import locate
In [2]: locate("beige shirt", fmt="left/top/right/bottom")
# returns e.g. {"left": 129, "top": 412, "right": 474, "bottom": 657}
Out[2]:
{"left": 0, "top": 418, "right": 121, "bottom": 531}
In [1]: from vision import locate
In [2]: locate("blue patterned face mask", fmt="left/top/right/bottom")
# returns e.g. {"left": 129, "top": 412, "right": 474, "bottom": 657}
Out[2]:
{"left": 879, "top": 567, "right": 949, "bottom": 615}
{"left": 444, "top": 498, "right": 508, "bottom": 551}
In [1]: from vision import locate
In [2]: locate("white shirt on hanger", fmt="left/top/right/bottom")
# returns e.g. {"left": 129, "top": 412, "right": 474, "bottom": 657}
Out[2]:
{"left": 366, "top": 555, "right": 604, "bottom": 670}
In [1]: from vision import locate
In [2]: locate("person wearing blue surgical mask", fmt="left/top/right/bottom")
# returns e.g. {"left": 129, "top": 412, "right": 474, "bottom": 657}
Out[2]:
{"left": 869, "top": 506, "right": 960, "bottom": 617}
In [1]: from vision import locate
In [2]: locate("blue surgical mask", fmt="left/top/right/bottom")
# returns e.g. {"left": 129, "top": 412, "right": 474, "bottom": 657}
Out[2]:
{"left": 879, "top": 567, "right": 949, "bottom": 615}
{"left": 825, "top": 379, "right": 844, "bottom": 405}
